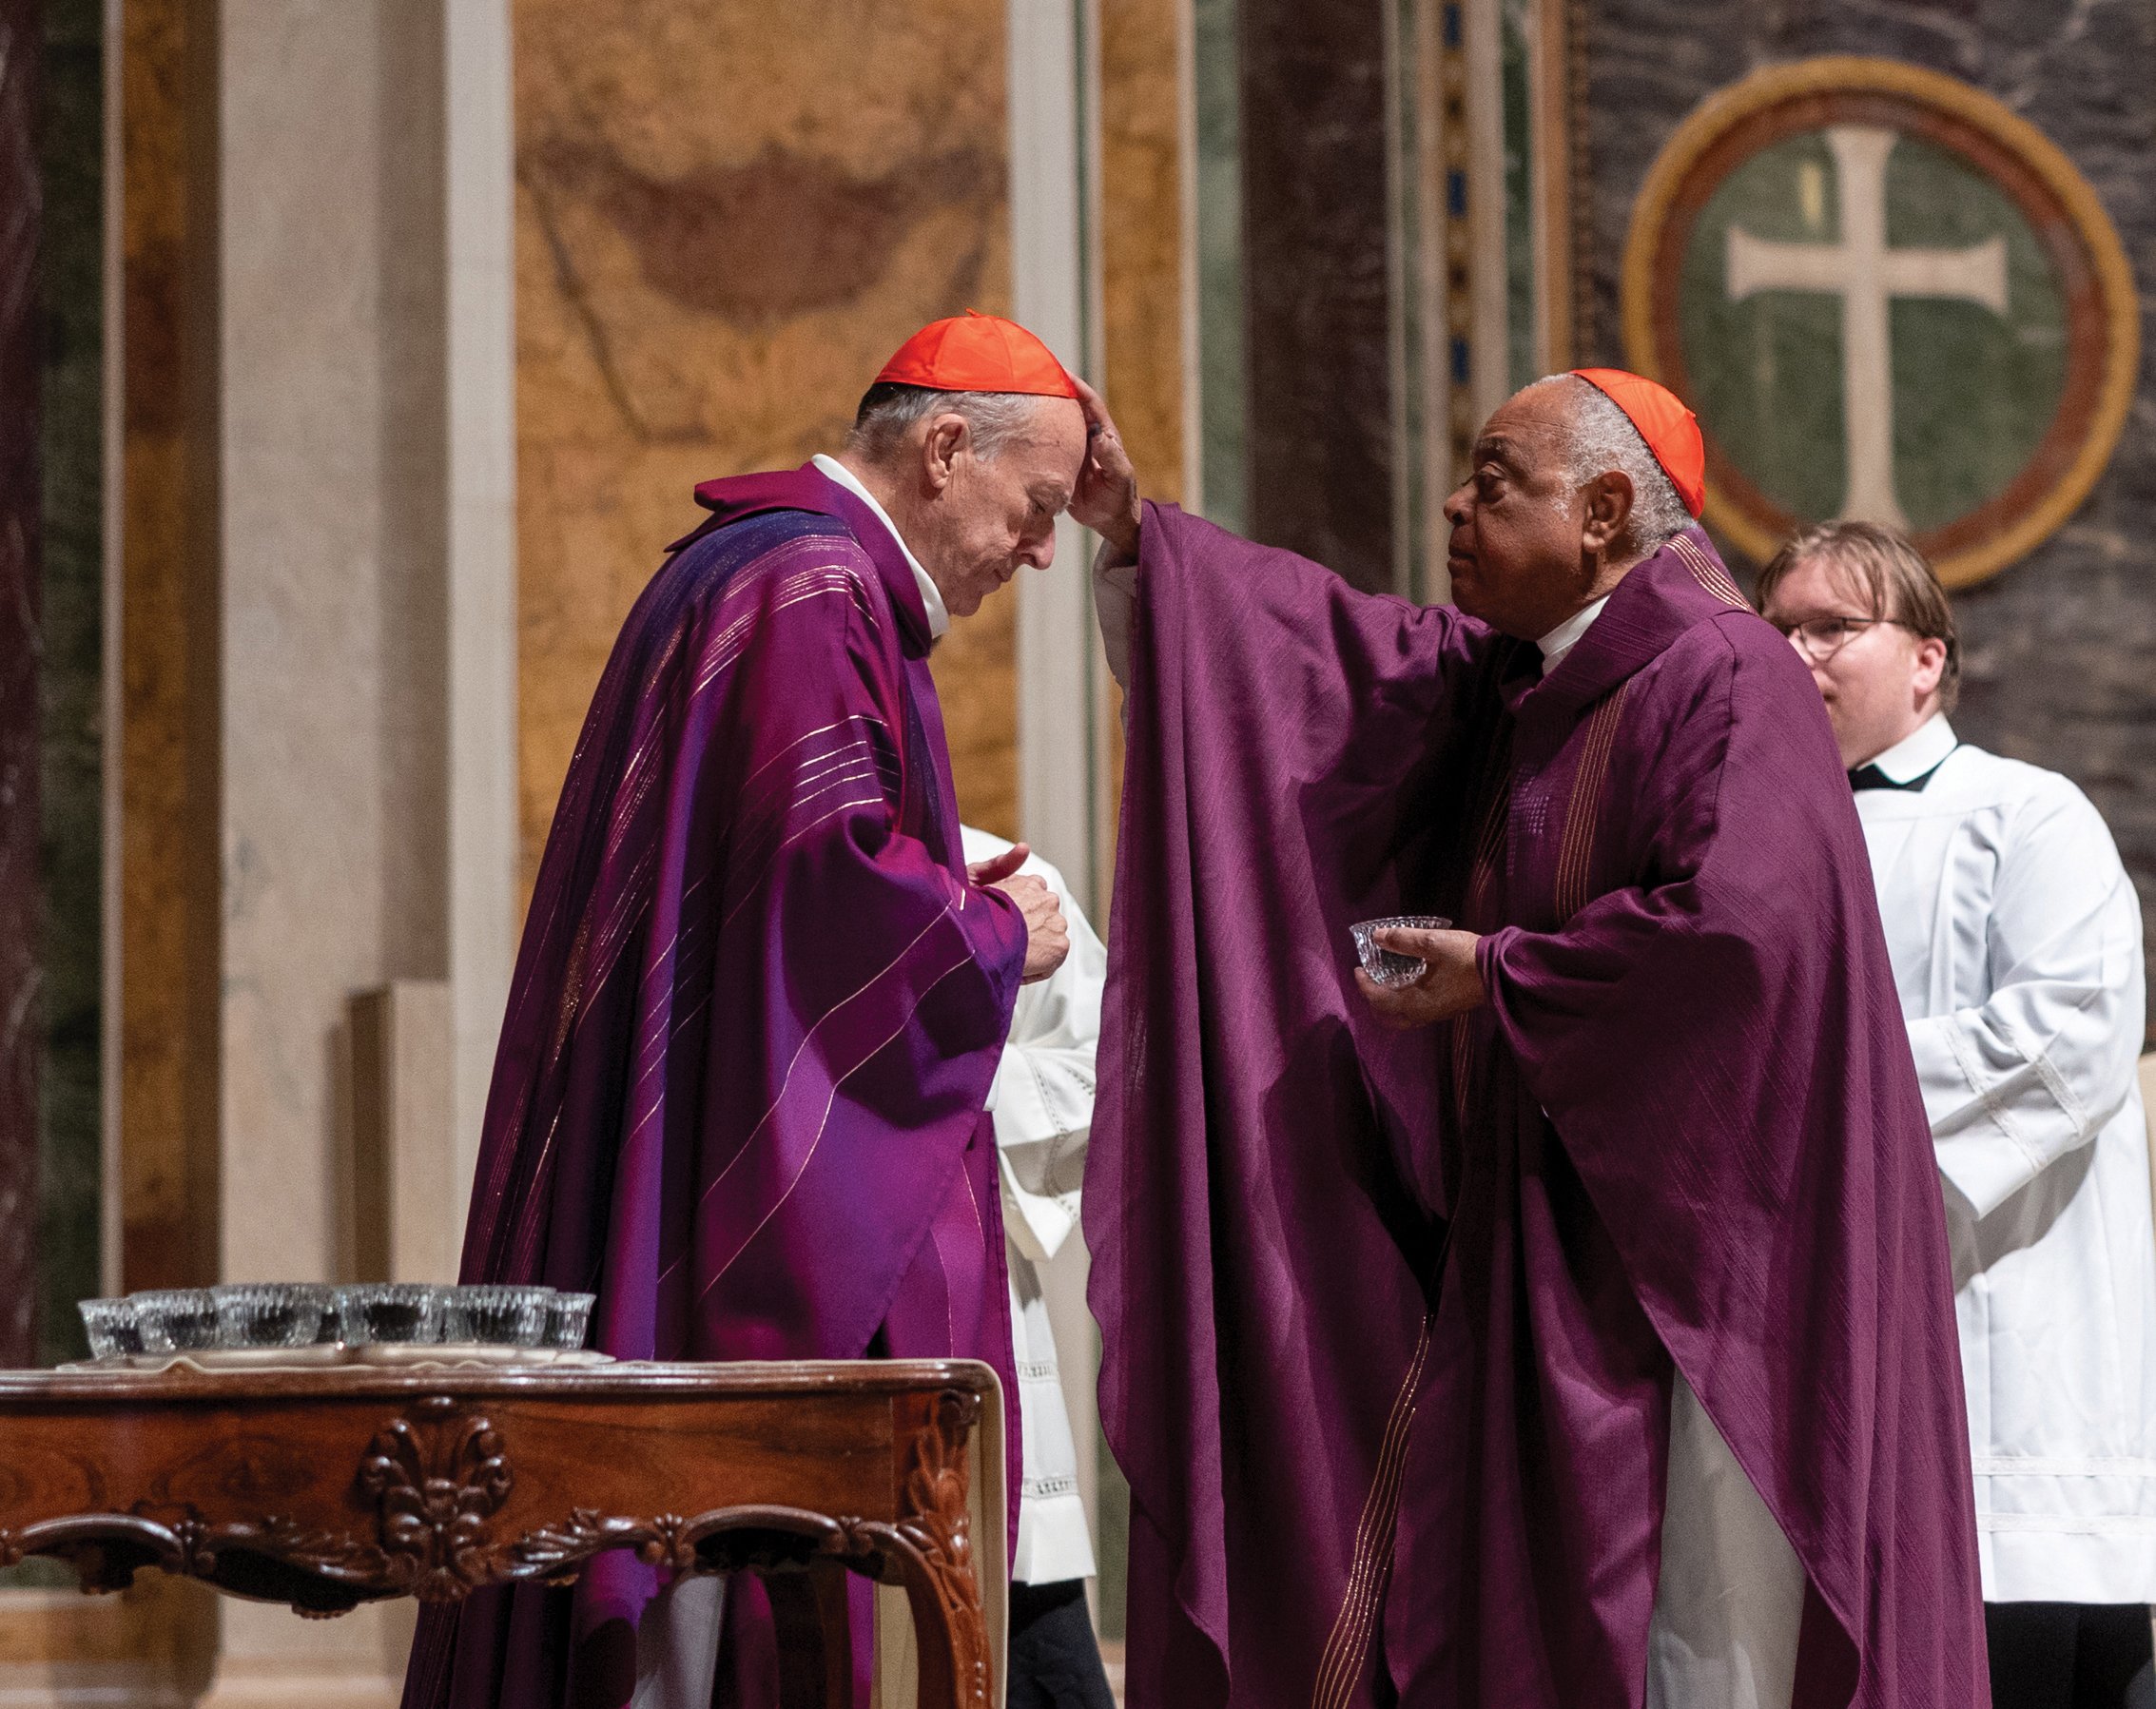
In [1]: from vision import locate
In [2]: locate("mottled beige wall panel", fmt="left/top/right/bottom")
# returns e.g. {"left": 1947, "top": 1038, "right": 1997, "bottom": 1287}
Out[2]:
{"left": 1101, "top": 0, "right": 1189, "bottom": 507}
{"left": 515, "top": 0, "right": 1019, "bottom": 884}
{"left": 1099, "top": 0, "right": 1193, "bottom": 853}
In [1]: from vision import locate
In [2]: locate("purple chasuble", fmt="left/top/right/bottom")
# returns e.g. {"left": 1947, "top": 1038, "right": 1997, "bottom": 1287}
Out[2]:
{"left": 1090, "top": 504, "right": 1985, "bottom": 1709}
{"left": 402, "top": 466, "right": 1026, "bottom": 1709}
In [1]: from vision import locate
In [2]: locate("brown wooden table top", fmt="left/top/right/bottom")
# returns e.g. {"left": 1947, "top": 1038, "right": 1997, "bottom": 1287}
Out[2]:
{"left": 0, "top": 1355, "right": 998, "bottom": 1402}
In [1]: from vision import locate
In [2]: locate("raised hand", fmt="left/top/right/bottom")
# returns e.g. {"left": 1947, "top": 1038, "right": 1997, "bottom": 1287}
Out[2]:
{"left": 1355, "top": 926, "right": 1486, "bottom": 1030}
{"left": 1069, "top": 374, "right": 1142, "bottom": 561}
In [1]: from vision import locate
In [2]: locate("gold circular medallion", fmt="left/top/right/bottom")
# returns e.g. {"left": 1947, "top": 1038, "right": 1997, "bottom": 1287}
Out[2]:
{"left": 1622, "top": 56, "right": 2138, "bottom": 589}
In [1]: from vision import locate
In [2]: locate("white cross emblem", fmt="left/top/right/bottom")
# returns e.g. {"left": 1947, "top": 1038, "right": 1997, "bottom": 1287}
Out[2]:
{"left": 1726, "top": 125, "right": 2009, "bottom": 528}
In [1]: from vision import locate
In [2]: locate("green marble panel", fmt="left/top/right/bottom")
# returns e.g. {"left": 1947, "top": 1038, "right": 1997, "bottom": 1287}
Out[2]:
{"left": 37, "top": 0, "right": 103, "bottom": 1368}
{"left": 1884, "top": 136, "right": 2065, "bottom": 530}
{"left": 1676, "top": 127, "right": 2065, "bottom": 531}
{"left": 1501, "top": 0, "right": 1537, "bottom": 392}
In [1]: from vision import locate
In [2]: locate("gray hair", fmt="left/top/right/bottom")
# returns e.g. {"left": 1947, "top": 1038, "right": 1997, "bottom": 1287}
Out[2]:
{"left": 846, "top": 382, "right": 1040, "bottom": 463}
{"left": 1525, "top": 373, "right": 1691, "bottom": 555}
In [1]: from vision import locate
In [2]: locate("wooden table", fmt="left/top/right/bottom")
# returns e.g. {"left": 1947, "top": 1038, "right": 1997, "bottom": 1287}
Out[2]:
{"left": 0, "top": 1358, "right": 1000, "bottom": 1708}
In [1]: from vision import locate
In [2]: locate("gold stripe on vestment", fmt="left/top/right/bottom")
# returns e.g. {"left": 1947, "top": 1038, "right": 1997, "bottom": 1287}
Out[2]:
{"left": 1669, "top": 535, "right": 1748, "bottom": 609}
{"left": 1553, "top": 680, "right": 1634, "bottom": 922}
{"left": 1310, "top": 1310, "right": 1436, "bottom": 1709}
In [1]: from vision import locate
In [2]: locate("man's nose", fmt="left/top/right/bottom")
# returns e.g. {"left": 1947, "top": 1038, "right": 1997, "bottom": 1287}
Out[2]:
{"left": 1441, "top": 487, "right": 1470, "bottom": 526}
{"left": 1022, "top": 532, "right": 1056, "bottom": 571}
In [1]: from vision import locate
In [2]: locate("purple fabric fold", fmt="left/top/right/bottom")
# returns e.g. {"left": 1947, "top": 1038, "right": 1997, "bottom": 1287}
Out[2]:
{"left": 1091, "top": 504, "right": 1985, "bottom": 1708}
{"left": 403, "top": 466, "right": 1026, "bottom": 1709}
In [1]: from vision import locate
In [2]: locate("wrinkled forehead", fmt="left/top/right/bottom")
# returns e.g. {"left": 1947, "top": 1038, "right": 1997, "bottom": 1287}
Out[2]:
{"left": 1006, "top": 395, "right": 1089, "bottom": 483}
{"left": 1472, "top": 386, "right": 1573, "bottom": 470}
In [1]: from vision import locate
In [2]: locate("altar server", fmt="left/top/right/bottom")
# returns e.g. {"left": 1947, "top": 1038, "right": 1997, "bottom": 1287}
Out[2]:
{"left": 1761, "top": 521, "right": 2156, "bottom": 1709}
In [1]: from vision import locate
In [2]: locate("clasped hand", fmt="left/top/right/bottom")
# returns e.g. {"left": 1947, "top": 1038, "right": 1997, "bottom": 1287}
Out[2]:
{"left": 968, "top": 843, "right": 1070, "bottom": 983}
{"left": 1355, "top": 926, "right": 1487, "bottom": 1030}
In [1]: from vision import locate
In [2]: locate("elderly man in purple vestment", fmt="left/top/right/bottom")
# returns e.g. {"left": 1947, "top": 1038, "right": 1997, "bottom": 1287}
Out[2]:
{"left": 400, "top": 313, "right": 1092, "bottom": 1709}
{"left": 1069, "top": 370, "right": 1987, "bottom": 1708}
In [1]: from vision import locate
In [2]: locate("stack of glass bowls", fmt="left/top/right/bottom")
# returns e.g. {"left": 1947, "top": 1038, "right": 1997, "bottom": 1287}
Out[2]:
{"left": 76, "top": 1284, "right": 599, "bottom": 1363}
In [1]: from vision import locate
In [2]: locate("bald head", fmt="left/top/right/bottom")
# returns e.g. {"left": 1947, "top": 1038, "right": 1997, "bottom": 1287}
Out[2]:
{"left": 1440, "top": 376, "right": 1688, "bottom": 640}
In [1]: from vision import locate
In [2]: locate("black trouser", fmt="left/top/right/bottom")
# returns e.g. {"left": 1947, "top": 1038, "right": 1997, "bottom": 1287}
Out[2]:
{"left": 1006, "top": 1579, "right": 1117, "bottom": 1709}
{"left": 1986, "top": 1602, "right": 2156, "bottom": 1709}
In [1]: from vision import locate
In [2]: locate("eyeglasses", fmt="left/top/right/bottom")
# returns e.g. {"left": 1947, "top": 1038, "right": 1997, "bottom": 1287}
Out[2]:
{"left": 1770, "top": 615, "right": 1912, "bottom": 664}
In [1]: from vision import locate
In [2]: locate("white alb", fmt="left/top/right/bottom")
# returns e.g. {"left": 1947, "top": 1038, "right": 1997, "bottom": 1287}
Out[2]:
{"left": 1856, "top": 714, "right": 2156, "bottom": 1603}
{"left": 961, "top": 825, "right": 1105, "bottom": 1586}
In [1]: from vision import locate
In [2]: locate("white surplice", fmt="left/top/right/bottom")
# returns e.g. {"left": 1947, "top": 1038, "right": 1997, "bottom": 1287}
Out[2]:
{"left": 961, "top": 825, "right": 1106, "bottom": 1585}
{"left": 1855, "top": 715, "right": 2156, "bottom": 1603}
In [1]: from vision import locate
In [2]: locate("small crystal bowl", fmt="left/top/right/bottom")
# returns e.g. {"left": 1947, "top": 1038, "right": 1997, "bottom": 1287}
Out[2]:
{"left": 132, "top": 1288, "right": 221, "bottom": 1354}
{"left": 545, "top": 1291, "right": 596, "bottom": 1350}
{"left": 1350, "top": 915, "right": 1453, "bottom": 988}
{"left": 213, "top": 1283, "right": 336, "bottom": 1350}
{"left": 442, "top": 1285, "right": 554, "bottom": 1347}
{"left": 336, "top": 1283, "right": 444, "bottom": 1347}
{"left": 79, "top": 1297, "right": 144, "bottom": 1361}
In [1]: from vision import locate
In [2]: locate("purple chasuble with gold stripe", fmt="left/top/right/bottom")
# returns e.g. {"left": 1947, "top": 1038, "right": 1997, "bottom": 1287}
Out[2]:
{"left": 1090, "top": 505, "right": 1984, "bottom": 1709}
{"left": 402, "top": 466, "right": 1026, "bottom": 1709}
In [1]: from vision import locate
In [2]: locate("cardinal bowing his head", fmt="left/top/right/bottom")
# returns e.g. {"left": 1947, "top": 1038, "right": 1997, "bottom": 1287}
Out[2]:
{"left": 400, "top": 314, "right": 1116, "bottom": 1709}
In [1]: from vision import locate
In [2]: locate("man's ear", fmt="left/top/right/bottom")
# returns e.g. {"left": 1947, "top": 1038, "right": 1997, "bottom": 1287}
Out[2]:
{"left": 1911, "top": 633, "right": 1949, "bottom": 701}
{"left": 1581, "top": 470, "right": 1635, "bottom": 556}
{"left": 921, "top": 413, "right": 970, "bottom": 494}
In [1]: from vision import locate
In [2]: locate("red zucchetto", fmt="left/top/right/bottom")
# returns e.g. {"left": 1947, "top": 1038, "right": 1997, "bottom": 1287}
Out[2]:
{"left": 874, "top": 310, "right": 1079, "bottom": 399}
{"left": 1571, "top": 367, "right": 1706, "bottom": 517}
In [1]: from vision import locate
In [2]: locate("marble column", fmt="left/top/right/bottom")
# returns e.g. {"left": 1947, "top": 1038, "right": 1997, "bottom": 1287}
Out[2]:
{"left": 1010, "top": 0, "right": 1098, "bottom": 903}
{"left": 192, "top": 1, "right": 515, "bottom": 1702}
{"left": 0, "top": 0, "right": 39, "bottom": 1373}
{"left": 1101, "top": 0, "right": 1195, "bottom": 513}
{"left": 116, "top": 0, "right": 222, "bottom": 1308}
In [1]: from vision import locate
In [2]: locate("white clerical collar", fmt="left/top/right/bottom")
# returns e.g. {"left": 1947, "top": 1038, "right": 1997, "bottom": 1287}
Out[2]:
{"left": 1862, "top": 713, "right": 1957, "bottom": 784}
{"left": 810, "top": 454, "right": 949, "bottom": 640}
{"left": 1535, "top": 595, "right": 1610, "bottom": 677}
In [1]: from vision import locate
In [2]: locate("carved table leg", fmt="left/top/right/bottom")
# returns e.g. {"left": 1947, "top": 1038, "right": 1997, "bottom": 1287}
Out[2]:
{"left": 887, "top": 1391, "right": 990, "bottom": 1709}
{"left": 765, "top": 1559, "right": 854, "bottom": 1709}
{"left": 889, "top": 1555, "right": 988, "bottom": 1709}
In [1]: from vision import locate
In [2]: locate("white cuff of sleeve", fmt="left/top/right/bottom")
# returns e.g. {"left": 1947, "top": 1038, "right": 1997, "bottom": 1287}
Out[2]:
{"left": 1912, "top": 1018, "right": 2049, "bottom": 1218}
{"left": 1092, "top": 537, "right": 1136, "bottom": 689}
{"left": 1933, "top": 1130, "right": 2042, "bottom": 1221}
